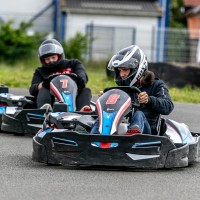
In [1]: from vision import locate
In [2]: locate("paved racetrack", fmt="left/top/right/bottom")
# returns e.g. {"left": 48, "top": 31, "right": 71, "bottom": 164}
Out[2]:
{"left": 0, "top": 88, "right": 200, "bottom": 200}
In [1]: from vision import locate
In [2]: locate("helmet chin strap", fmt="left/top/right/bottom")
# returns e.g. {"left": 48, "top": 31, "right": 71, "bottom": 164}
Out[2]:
{"left": 129, "top": 73, "right": 142, "bottom": 87}
{"left": 129, "top": 79, "right": 141, "bottom": 87}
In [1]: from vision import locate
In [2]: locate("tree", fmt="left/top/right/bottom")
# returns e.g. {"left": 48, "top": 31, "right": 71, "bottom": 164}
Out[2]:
{"left": 61, "top": 32, "right": 88, "bottom": 61}
{"left": 0, "top": 20, "right": 46, "bottom": 63}
{"left": 170, "top": 0, "right": 187, "bottom": 28}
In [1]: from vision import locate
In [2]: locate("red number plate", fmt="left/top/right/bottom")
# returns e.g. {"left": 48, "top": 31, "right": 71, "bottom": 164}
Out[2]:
{"left": 106, "top": 94, "right": 120, "bottom": 105}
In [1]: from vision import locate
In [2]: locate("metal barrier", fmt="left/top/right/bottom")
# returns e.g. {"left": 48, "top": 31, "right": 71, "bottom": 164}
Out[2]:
{"left": 86, "top": 24, "right": 200, "bottom": 65}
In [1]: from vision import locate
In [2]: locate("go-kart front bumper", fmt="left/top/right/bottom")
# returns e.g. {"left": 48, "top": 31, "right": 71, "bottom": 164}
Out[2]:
{"left": 32, "top": 131, "right": 200, "bottom": 169}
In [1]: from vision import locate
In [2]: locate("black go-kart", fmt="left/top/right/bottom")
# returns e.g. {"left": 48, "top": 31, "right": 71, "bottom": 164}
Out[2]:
{"left": 32, "top": 86, "right": 200, "bottom": 169}
{"left": 1, "top": 74, "right": 93, "bottom": 136}
{"left": 0, "top": 85, "right": 36, "bottom": 130}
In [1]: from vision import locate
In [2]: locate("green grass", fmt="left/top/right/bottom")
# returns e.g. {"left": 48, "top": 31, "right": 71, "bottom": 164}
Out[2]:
{"left": 1, "top": 62, "right": 200, "bottom": 104}
{"left": 87, "top": 67, "right": 115, "bottom": 94}
{"left": 169, "top": 86, "right": 200, "bottom": 104}
{"left": 87, "top": 67, "right": 200, "bottom": 104}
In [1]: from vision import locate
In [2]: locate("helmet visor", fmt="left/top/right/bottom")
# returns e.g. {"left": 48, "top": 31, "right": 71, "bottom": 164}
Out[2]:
{"left": 38, "top": 44, "right": 63, "bottom": 58}
{"left": 107, "top": 54, "right": 139, "bottom": 71}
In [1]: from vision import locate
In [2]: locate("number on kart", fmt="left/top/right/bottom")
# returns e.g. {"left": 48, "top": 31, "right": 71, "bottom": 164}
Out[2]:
{"left": 60, "top": 79, "right": 68, "bottom": 88}
{"left": 106, "top": 94, "right": 120, "bottom": 105}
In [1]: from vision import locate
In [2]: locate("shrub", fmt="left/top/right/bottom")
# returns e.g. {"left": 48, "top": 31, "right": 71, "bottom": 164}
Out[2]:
{"left": 61, "top": 32, "right": 88, "bottom": 61}
{"left": 0, "top": 20, "right": 46, "bottom": 63}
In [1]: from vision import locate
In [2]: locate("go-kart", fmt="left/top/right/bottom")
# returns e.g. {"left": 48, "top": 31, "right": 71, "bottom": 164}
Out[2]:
{"left": 32, "top": 86, "right": 200, "bottom": 169}
{"left": 0, "top": 85, "right": 36, "bottom": 129}
{"left": 1, "top": 74, "right": 93, "bottom": 136}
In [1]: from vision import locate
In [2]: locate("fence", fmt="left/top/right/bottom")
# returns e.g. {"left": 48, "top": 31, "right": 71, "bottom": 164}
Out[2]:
{"left": 1, "top": 17, "right": 200, "bottom": 65}
{"left": 86, "top": 24, "right": 200, "bottom": 65}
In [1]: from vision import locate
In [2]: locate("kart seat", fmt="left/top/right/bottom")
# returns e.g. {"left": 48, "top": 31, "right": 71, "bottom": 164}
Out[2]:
{"left": 155, "top": 116, "right": 167, "bottom": 136}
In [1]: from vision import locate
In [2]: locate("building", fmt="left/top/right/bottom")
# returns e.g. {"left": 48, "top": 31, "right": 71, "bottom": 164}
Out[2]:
{"left": 184, "top": 0, "right": 200, "bottom": 63}
{"left": 58, "top": 0, "right": 166, "bottom": 60}
{"left": 0, "top": 0, "right": 170, "bottom": 61}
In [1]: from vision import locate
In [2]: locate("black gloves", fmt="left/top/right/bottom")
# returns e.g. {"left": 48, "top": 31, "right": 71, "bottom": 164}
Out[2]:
{"left": 42, "top": 75, "right": 59, "bottom": 89}
{"left": 76, "top": 75, "right": 86, "bottom": 90}
{"left": 68, "top": 73, "right": 86, "bottom": 90}
{"left": 42, "top": 78, "right": 50, "bottom": 89}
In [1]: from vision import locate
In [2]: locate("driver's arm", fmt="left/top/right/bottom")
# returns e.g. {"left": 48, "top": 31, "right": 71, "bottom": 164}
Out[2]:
{"left": 29, "top": 70, "right": 44, "bottom": 96}
{"left": 146, "top": 81, "right": 174, "bottom": 115}
{"left": 71, "top": 59, "right": 88, "bottom": 84}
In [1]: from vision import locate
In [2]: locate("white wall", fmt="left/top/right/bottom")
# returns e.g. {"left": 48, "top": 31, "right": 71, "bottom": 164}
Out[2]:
{"left": 0, "top": 0, "right": 53, "bottom": 33}
{"left": 65, "top": 13, "right": 157, "bottom": 60}
{"left": 0, "top": 1, "right": 157, "bottom": 60}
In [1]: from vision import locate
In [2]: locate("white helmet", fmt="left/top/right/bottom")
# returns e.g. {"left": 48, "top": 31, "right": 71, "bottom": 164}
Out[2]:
{"left": 107, "top": 45, "right": 148, "bottom": 86}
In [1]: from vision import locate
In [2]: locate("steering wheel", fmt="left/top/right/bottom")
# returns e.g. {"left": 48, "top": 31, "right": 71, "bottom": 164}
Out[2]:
{"left": 48, "top": 73, "right": 78, "bottom": 81}
{"left": 103, "top": 86, "right": 141, "bottom": 108}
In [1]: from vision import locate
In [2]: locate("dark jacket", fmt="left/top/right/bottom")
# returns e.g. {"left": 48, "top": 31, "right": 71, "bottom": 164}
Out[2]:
{"left": 132, "top": 78, "right": 174, "bottom": 131}
{"left": 29, "top": 59, "right": 88, "bottom": 96}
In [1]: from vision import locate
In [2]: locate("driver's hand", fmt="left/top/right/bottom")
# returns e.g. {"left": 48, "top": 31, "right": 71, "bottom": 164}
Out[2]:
{"left": 76, "top": 75, "right": 85, "bottom": 90}
{"left": 42, "top": 78, "right": 50, "bottom": 89}
{"left": 98, "top": 91, "right": 104, "bottom": 97}
{"left": 137, "top": 91, "right": 149, "bottom": 104}
{"left": 38, "top": 82, "right": 43, "bottom": 90}
{"left": 67, "top": 74, "right": 85, "bottom": 90}
{"left": 42, "top": 74, "right": 59, "bottom": 89}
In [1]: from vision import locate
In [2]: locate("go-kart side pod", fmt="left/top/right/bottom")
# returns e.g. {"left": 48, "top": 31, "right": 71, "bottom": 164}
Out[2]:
{"left": 1, "top": 108, "right": 46, "bottom": 135}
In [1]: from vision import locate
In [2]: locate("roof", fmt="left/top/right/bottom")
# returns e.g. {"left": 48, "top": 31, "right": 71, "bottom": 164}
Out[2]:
{"left": 184, "top": 0, "right": 200, "bottom": 7}
{"left": 186, "top": 5, "right": 200, "bottom": 17}
{"left": 61, "top": 0, "right": 162, "bottom": 17}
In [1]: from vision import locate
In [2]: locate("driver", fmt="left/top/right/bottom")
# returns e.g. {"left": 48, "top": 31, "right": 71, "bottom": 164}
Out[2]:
{"left": 29, "top": 39, "right": 92, "bottom": 111}
{"left": 91, "top": 45, "right": 174, "bottom": 135}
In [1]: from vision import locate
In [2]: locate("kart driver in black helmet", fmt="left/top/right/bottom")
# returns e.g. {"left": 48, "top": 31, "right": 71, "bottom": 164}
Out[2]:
{"left": 29, "top": 38, "right": 92, "bottom": 111}
{"left": 91, "top": 45, "right": 174, "bottom": 135}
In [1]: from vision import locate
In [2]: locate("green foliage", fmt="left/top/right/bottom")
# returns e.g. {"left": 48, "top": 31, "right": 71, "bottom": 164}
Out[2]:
{"left": 0, "top": 20, "right": 46, "bottom": 64}
{"left": 61, "top": 32, "right": 88, "bottom": 61}
{"left": 170, "top": 0, "right": 187, "bottom": 28}
{"left": 84, "top": 59, "right": 108, "bottom": 70}
{"left": 0, "top": 64, "right": 33, "bottom": 88}
{"left": 169, "top": 86, "right": 200, "bottom": 104}
{"left": 84, "top": 59, "right": 113, "bottom": 93}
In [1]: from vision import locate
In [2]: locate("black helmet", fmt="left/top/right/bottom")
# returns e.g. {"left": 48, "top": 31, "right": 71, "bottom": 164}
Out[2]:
{"left": 38, "top": 39, "right": 65, "bottom": 68}
{"left": 107, "top": 45, "right": 148, "bottom": 86}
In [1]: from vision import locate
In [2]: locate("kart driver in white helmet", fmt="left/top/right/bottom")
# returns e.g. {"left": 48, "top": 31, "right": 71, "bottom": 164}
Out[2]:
{"left": 91, "top": 45, "right": 174, "bottom": 135}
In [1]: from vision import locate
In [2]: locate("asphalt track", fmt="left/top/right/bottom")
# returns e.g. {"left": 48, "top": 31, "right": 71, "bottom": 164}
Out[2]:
{"left": 0, "top": 88, "right": 200, "bottom": 200}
